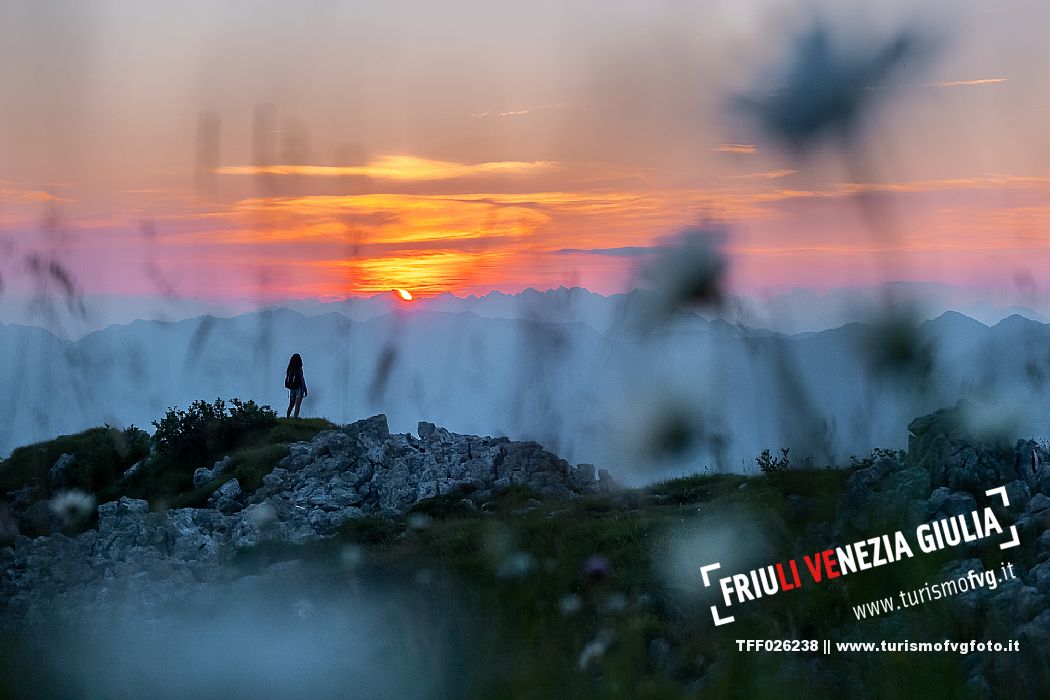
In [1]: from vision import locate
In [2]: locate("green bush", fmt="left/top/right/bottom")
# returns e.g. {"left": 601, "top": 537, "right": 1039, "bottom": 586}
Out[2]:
{"left": 268, "top": 417, "right": 338, "bottom": 444}
{"left": 151, "top": 398, "right": 278, "bottom": 459}
{"left": 756, "top": 447, "right": 790, "bottom": 473}
{"left": 848, "top": 447, "right": 909, "bottom": 470}
{"left": 114, "top": 407, "right": 331, "bottom": 508}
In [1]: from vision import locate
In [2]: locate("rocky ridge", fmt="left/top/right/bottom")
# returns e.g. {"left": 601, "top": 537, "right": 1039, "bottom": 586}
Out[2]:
{"left": 824, "top": 401, "right": 1050, "bottom": 696}
{"left": 0, "top": 414, "right": 615, "bottom": 628}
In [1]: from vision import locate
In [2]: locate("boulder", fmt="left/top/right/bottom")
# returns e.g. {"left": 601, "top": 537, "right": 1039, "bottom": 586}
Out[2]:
{"left": 1029, "top": 560, "right": 1050, "bottom": 595}
{"left": 192, "top": 455, "right": 234, "bottom": 488}
{"left": 123, "top": 461, "right": 143, "bottom": 480}
{"left": 49, "top": 453, "right": 76, "bottom": 489}
{"left": 208, "top": 479, "right": 244, "bottom": 514}
{"left": 908, "top": 402, "right": 1027, "bottom": 495}
{"left": 835, "top": 456, "right": 929, "bottom": 538}
{"left": 925, "top": 487, "right": 978, "bottom": 521}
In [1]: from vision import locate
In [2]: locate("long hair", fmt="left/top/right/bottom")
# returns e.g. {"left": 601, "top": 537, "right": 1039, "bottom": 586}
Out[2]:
{"left": 287, "top": 353, "right": 303, "bottom": 373}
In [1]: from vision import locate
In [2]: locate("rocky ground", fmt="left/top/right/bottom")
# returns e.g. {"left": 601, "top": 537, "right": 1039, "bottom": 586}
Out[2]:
{"left": 0, "top": 414, "right": 616, "bottom": 631}
{"left": 1, "top": 403, "right": 1049, "bottom": 698}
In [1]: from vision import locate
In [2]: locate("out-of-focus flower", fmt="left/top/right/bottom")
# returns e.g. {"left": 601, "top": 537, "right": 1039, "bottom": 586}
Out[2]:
{"left": 292, "top": 598, "right": 315, "bottom": 619}
{"left": 406, "top": 513, "right": 432, "bottom": 531}
{"left": 958, "top": 400, "right": 1022, "bottom": 444}
{"left": 582, "top": 554, "right": 614, "bottom": 583}
{"left": 578, "top": 629, "right": 615, "bottom": 670}
{"left": 496, "top": 551, "right": 536, "bottom": 578}
{"left": 614, "top": 384, "right": 720, "bottom": 470}
{"left": 636, "top": 228, "right": 727, "bottom": 326}
{"left": 863, "top": 304, "right": 933, "bottom": 382}
{"left": 559, "top": 593, "right": 582, "bottom": 616}
{"left": 49, "top": 490, "right": 95, "bottom": 524}
{"left": 340, "top": 544, "right": 365, "bottom": 569}
{"left": 736, "top": 20, "right": 928, "bottom": 152}
{"left": 481, "top": 522, "right": 515, "bottom": 563}
{"left": 245, "top": 501, "right": 277, "bottom": 528}
{"left": 638, "top": 399, "right": 699, "bottom": 460}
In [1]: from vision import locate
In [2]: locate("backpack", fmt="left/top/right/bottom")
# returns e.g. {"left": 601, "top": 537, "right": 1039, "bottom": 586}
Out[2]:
{"left": 284, "top": 368, "right": 300, "bottom": 390}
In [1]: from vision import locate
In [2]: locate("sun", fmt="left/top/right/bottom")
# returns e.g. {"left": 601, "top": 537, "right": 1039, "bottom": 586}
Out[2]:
{"left": 393, "top": 288, "right": 414, "bottom": 301}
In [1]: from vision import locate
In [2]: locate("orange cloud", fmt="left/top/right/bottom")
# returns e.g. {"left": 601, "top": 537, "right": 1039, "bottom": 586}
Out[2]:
{"left": 228, "top": 193, "right": 550, "bottom": 245}
{"left": 728, "top": 169, "right": 797, "bottom": 180}
{"left": 745, "top": 173, "right": 1050, "bottom": 204}
{"left": 45, "top": 154, "right": 1050, "bottom": 301}
{"left": 836, "top": 174, "right": 1050, "bottom": 197}
{"left": 713, "top": 144, "right": 757, "bottom": 154}
{"left": 470, "top": 109, "right": 530, "bottom": 118}
{"left": 0, "top": 182, "right": 66, "bottom": 203}
{"left": 927, "top": 78, "right": 1007, "bottom": 88}
{"left": 131, "top": 186, "right": 734, "bottom": 297}
{"left": 214, "top": 154, "right": 559, "bottom": 182}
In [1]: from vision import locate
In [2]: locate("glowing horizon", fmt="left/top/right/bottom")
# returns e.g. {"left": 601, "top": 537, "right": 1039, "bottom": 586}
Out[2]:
{"left": 2, "top": 2, "right": 1048, "bottom": 307}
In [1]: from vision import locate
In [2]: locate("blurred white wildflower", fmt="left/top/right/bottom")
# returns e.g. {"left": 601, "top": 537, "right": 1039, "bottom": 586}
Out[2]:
{"left": 558, "top": 593, "right": 582, "bottom": 616}
{"left": 406, "top": 512, "right": 432, "bottom": 531}
{"left": 245, "top": 501, "right": 277, "bottom": 528}
{"left": 657, "top": 513, "right": 776, "bottom": 603}
{"left": 49, "top": 489, "right": 95, "bottom": 524}
{"left": 481, "top": 522, "right": 515, "bottom": 563}
{"left": 958, "top": 400, "right": 1022, "bottom": 444}
{"left": 340, "top": 544, "right": 365, "bottom": 569}
{"left": 292, "top": 598, "right": 315, "bottom": 620}
{"left": 736, "top": 19, "right": 928, "bottom": 152}
{"left": 578, "top": 629, "right": 615, "bottom": 670}
{"left": 496, "top": 551, "right": 536, "bottom": 578}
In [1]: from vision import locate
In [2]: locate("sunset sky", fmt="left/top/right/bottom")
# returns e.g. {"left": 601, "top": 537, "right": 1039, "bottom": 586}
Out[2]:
{"left": 2, "top": 0, "right": 1049, "bottom": 304}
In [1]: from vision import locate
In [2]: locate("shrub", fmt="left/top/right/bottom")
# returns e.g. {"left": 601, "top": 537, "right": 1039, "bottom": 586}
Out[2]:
{"left": 756, "top": 447, "right": 791, "bottom": 473}
{"left": 848, "top": 447, "right": 908, "bottom": 470}
{"left": 151, "top": 398, "right": 278, "bottom": 460}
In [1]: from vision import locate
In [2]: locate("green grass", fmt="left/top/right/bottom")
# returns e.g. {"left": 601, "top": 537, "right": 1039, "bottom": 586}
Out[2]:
{"left": 0, "top": 413, "right": 338, "bottom": 541}
{"left": 266, "top": 417, "right": 338, "bottom": 444}
{"left": 0, "top": 426, "right": 148, "bottom": 495}
{"left": 0, "top": 415, "right": 340, "bottom": 513}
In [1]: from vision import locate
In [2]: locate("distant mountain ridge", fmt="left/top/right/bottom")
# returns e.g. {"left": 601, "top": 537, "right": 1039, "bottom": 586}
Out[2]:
{"left": 4, "top": 283, "right": 1049, "bottom": 339}
{"left": 4, "top": 301, "right": 1050, "bottom": 482}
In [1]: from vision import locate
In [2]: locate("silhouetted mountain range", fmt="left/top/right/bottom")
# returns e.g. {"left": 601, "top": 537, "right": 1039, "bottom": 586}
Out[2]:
{"left": 4, "top": 298, "right": 1050, "bottom": 482}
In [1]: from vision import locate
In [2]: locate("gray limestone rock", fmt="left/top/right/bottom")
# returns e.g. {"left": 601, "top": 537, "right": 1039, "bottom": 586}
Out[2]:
{"left": 0, "top": 414, "right": 612, "bottom": 629}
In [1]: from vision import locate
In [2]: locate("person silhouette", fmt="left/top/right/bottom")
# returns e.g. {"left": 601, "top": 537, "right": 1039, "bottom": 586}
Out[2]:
{"left": 284, "top": 353, "right": 308, "bottom": 418}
